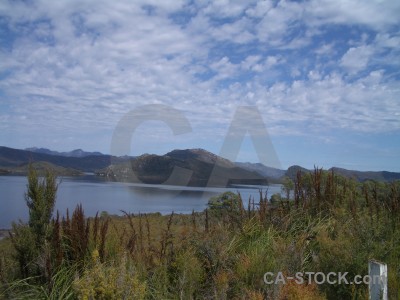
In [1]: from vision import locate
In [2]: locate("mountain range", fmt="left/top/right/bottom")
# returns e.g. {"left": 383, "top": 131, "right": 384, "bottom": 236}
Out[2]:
{"left": 25, "top": 147, "right": 104, "bottom": 158}
{"left": 1, "top": 146, "right": 399, "bottom": 185}
{"left": 0, "top": 146, "right": 113, "bottom": 173}
{"left": 98, "top": 149, "right": 269, "bottom": 187}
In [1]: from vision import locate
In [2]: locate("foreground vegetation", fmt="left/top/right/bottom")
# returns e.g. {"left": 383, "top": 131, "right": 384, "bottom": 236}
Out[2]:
{"left": 0, "top": 167, "right": 399, "bottom": 299}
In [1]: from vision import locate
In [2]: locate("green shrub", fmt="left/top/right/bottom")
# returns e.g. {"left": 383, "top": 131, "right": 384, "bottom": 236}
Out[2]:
{"left": 270, "top": 193, "right": 282, "bottom": 204}
{"left": 73, "top": 251, "right": 146, "bottom": 300}
{"left": 208, "top": 191, "right": 243, "bottom": 217}
{"left": 25, "top": 166, "right": 58, "bottom": 248}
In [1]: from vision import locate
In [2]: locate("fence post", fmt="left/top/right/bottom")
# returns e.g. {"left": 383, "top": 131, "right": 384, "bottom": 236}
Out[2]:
{"left": 368, "top": 260, "right": 387, "bottom": 300}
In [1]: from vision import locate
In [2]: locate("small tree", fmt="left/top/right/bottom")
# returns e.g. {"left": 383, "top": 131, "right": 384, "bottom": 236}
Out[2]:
{"left": 25, "top": 165, "right": 58, "bottom": 247}
{"left": 281, "top": 176, "right": 294, "bottom": 200}
{"left": 10, "top": 165, "right": 58, "bottom": 278}
{"left": 270, "top": 193, "right": 282, "bottom": 204}
{"left": 208, "top": 191, "right": 243, "bottom": 217}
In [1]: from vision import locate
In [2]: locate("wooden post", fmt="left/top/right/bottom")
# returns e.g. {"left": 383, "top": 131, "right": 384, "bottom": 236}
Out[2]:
{"left": 369, "top": 260, "right": 387, "bottom": 300}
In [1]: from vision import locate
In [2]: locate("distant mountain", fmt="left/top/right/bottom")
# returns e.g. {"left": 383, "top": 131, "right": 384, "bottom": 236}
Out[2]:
{"left": 2, "top": 146, "right": 399, "bottom": 184}
{"left": 330, "top": 167, "right": 400, "bottom": 182}
{"left": 284, "top": 165, "right": 400, "bottom": 182}
{"left": 0, "top": 146, "right": 113, "bottom": 172}
{"left": 24, "top": 147, "right": 58, "bottom": 156}
{"left": 285, "top": 165, "right": 310, "bottom": 180}
{"left": 25, "top": 147, "right": 104, "bottom": 158}
{"left": 3, "top": 161, "right": 83, "bottom": 176}
{"left": 98, "top": 148, "right": 269, "bottom": 187}
{"left": 235, "top": 162, "right": 285, "bottom": 180}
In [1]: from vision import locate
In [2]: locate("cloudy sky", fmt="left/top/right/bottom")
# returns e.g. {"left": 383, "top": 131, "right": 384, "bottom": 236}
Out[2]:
{"left": 0, "top": 0, "right": 399, "bottom": 171}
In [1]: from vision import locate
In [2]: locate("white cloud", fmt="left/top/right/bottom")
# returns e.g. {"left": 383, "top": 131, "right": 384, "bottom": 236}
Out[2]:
{"left": 241, "top": 55, "right": 262, "bottom": 70}
{"left": 0, "top": 0, "right": 399, "bottom": 156}
{"left": 314, "top": 43, "right": 335, "bottom": 56}
{"left": 255, "top": 1, "right": 304, "bottom": 45}
{"left": 340, "top": 45, "right": 374, "bottom": 73}
{"left": 264, "top": 56, "right": 281, "bottom": 68}
{"left": 206, "top": 16, "right": 255, "bottom": 44}
{"left": 305, "top": 0, "right": 400, "bottom": 30}
{"left": 245, "top": 1, "right": 273, "bottom": 18}
{"left": 202, "top": 0, "right": 252, "bottom": 18}
{"left": 210, "top": 56, "right": 239, "bottom": 80}
{"left": 375, "top": 33, "right": 400, "bottom": 49}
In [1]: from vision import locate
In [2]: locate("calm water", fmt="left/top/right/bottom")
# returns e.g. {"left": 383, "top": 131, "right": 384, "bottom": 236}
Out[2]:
{"left": 0, "top": 175, "right": 281, "bottom": 229}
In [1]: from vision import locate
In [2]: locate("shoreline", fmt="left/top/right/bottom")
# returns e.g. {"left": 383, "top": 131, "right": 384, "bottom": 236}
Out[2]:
{"left": 0, "top": 173, "right": 282, "bottom": 187}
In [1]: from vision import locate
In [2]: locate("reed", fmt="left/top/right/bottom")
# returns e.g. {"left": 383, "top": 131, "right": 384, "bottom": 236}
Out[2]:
{"left": 3, "top": 167, "right": 400, "bottom": 299}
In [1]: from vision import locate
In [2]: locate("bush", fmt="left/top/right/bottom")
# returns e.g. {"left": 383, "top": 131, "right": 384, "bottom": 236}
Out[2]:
{"left": 270, "top": 193, "right": 282, "bottom": 204}
{"left": 25, "top": 166, "right": 58, "bottom": 248}
{"left": 208, "top": 191, "right": 243, "bottom": 216}
{"left": 73, "top": 251, "right": 146, "bottom": 300}
{"left": 3, "top": 167, "right": 400, "bottom": 299}
{"left": 10, "top": 165, "right": 58, "bottom": 279}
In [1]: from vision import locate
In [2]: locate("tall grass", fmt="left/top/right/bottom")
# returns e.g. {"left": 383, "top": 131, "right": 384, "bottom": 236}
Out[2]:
{"left": 1, "top": 167, "right": 399, "bottom": 299}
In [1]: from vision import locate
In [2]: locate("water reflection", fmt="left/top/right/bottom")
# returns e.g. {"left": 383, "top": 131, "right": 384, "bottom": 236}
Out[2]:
{"left": 0, "top": 175, "right": 281, "bottom": 228}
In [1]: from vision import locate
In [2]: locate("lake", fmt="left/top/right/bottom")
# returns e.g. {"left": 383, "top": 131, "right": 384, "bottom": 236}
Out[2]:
{"left": 0, "top": 175, "right": 281, "bottom": 229}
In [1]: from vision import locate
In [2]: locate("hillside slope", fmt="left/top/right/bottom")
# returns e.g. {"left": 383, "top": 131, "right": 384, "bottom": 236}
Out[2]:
{"left": 0, "top": 146, "right": 112, "bottom": 172}
{"left": 98, "top": 148, "right": 269, "bottom": 187}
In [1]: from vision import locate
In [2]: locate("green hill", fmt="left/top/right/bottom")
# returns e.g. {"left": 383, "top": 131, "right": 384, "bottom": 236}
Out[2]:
{"left": 0, "top": 146, "right": 113, "bottom": 172}
{"left": 3, "top": 161, "right": 83, "bottom": 176}
{"left": 97, "top": 148, "right": 269, "bottom": 187}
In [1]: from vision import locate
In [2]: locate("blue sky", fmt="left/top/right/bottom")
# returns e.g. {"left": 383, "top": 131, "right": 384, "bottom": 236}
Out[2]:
{"left": 0, "top": 0, "right": 399, "bottom": 171}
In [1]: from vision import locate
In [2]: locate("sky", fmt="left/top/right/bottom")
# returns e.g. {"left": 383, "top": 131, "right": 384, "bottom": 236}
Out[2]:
{"left": 0, "top": 0, "right": 399, "bottom": 172}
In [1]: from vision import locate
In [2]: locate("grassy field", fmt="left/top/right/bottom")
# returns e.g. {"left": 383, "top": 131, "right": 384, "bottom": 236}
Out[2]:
{"left": 0, "top": 168, "right": 399, "bottom": 299}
